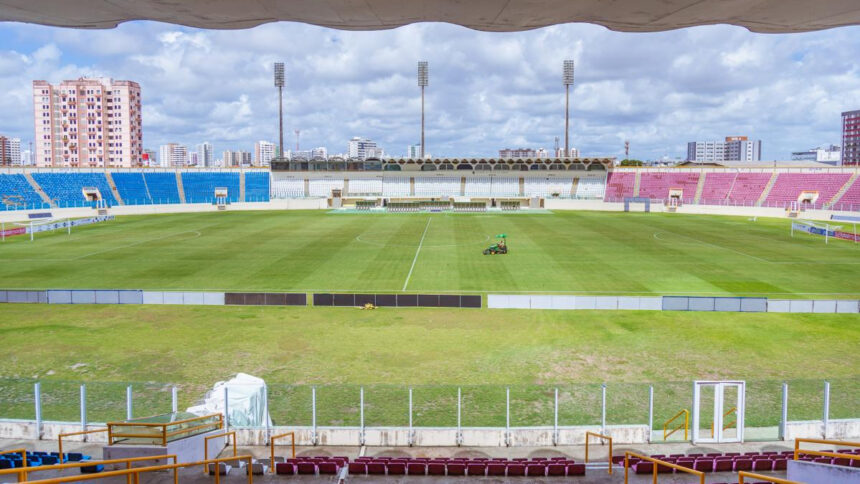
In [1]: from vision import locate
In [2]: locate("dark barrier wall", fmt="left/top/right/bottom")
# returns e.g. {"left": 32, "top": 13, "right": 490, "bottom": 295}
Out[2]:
{"left": 225, "top": 292, "right": 307, "bottom": 306}
{"left": 314, "top": 293, "right": 481, "bottom": 308}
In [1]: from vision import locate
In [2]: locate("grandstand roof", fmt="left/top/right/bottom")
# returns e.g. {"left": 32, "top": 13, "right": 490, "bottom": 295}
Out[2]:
{"left": 1, "top": 0, "right": 858, "bottom": 33}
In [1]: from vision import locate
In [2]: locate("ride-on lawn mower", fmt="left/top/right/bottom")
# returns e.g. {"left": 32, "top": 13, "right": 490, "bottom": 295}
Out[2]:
{"left": 483, "top": 234, "right": 508, "bottom": 255}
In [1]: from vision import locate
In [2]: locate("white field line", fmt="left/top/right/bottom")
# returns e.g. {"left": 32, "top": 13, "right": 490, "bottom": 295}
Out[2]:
{"left": 654, "top": 229, "right": 770, "bottom": 262}
{"left": 402, "top": 218, "right": 432, "bottom": 291}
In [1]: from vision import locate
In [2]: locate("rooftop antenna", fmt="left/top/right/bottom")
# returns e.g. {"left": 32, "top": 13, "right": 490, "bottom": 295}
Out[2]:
{"left": 563, "top": 60, "right": 575, "bottom": 158}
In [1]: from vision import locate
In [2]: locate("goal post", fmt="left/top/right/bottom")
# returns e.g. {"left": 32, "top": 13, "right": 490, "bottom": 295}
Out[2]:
{"left": 624, "top": 197, "right": 651, "bottom": 213}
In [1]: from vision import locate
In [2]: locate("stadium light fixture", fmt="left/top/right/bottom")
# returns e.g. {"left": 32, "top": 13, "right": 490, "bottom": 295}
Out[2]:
{"left": 418, "top": 61, "right": 428, "bottom": 159}
{"left": 563, "top": 60, "right": 574, "bottom": 158}
{"left": 274, "top": 62, "right": 285, "bottom": 159}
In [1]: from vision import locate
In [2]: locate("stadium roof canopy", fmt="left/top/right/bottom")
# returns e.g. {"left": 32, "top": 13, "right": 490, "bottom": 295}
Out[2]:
{"left": 1, "top": 0, "right": 859, "bottom": 33}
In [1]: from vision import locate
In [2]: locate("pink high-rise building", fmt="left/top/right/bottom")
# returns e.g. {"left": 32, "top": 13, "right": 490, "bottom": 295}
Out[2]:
{"left": 33, "top": 78, "right": 142, "bottom": 167}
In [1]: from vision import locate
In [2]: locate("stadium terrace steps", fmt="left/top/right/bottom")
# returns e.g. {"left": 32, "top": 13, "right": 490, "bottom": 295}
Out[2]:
{"left": 763, "top": 172, "right": 852, "bottom": 207}
{"left": 826, "top": 171, "right": 860, "bottom": 208}
{"left": 756, "top": 172, "right": 779, "bottom": 206}
{"left": 699, "top": 172, "right": 736, "bottom": 205}
{"left": 0, "top": 174, "right": 51, "bottom": 211}
{"left": 175, "top": 171, "right": 186, "bottom": 203}
{"left": 633, "top": 170, "right": 641, "bottom": 197}
{"left": 693, "top": 172, "right": 707, "bottom": 204}
{"left": 103, "top": 172, "right": 124, "bottom": 205}
{"left": 239, "top": 170, "right": 246, "bottom": 201}
{"left": 569, "top": 177, "right": 578, "bottom": 197}
{"left": 22, "top": 172, "right": 54, "bottom": 207}
{"left": 31, "top": 172, "right": 117, "bottom": 208}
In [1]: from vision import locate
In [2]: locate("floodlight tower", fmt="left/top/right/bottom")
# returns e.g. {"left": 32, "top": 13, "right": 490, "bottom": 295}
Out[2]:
{"left": 418, "top": 61, "right": 429, "bottom": 159}
{"left": 274, "top": 62, "right": 285, "bottom": 159}
{"left": 563, "top": 60, "right": 575, "bottom": 158}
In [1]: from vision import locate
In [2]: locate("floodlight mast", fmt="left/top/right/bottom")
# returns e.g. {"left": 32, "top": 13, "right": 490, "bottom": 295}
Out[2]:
{"left": 418, "top": 61, "right": 429, "bottom": 159}
{"left": 563, "top": 60, "right": 575, "bottom": 158}
{"left": 274, "top": 62, "right": 285, "bottom": 159}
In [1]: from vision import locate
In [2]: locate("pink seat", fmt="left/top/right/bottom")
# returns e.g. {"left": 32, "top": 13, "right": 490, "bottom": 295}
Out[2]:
{"left": 733, "top": 459, "right": 752, "bottom": 471}
{"left": 526, "top": 463, "right": 546, "bottom": 477}
{"left": 714, "top": 459, "right": 733, "bottom": 472}
{"left": 274, "top": 463, "right": 295, "bottom": 475}
{"left": 317, "top": 462, "right": 338, "bottom": 474}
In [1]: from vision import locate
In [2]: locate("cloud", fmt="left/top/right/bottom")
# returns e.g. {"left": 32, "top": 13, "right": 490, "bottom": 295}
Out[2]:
{"left": 0, "top": 21, "right": 858, "bottom": 160}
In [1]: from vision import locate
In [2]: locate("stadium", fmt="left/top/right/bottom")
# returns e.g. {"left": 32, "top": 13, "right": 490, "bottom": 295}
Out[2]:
{"left": 1, "top": 2, "right": 860, "bottom": 484}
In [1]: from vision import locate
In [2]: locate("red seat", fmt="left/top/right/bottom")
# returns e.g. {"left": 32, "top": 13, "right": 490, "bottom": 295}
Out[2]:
{"left": 406, "top": 462, "right": 426, "bottom": 475}
{"left": 714, "top": 459, "right": 733, "bottom": 472}
{"left": 547, "top": 463, "right": 565, "bottom": 476}
{"left": 318, "top": 462, "right": 338, "bottom": 474}
{"left": 387, "top": 462, "right": 406, "bottom": 475}
{"left": 348, "top": 462, "right": 366, "bottom": 475}
{"left": 567, "top": 463, "right": 585, "bottom": 475}
{"left": 466, "top": 463, "right": 486, "bottom": 476}
{"left": 487, "top": 463, "right": 506, "bottom": 476}
{"left": 428, "top": 463, "right": 446, "bottom": 475}
{"left": 447, "top": 463, "right": 465, "bottom": 476}
{"left": 772, "top": 459, "right": 787, "bottom": 471}
{"left": 507, "top": 463, "right": 525, "bottom": 476}
{"left": 752, "top": 459, "right": 771, "bottom": 471}
{"left": 367, "top": 462, "right": 386, "bottom": 475}
{"left": 297, "top": 462, "right": 316, "bottom": 475}
{"left": 634, "top": 462, "right": 654, "bottom": 474}
{"left": 733, "top": 459, "right": 752, "bottom": 471}
{"left": 693, "top": 460, "right": 713, "bottom": 472}
{"left": 274, "top": 463, "right": 295, "bottom": 475}
{"left": 526, "top": 463, "right": 546, "bottom": 477}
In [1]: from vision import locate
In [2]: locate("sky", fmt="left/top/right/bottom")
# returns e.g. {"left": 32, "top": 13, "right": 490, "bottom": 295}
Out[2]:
{"left": 0, "top": 20, "right": 858, "bottom": 161}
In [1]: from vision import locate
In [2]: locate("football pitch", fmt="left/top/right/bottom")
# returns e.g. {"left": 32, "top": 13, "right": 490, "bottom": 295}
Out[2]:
{"left": 0, "top": 209, "right": 858, "bottom": 296}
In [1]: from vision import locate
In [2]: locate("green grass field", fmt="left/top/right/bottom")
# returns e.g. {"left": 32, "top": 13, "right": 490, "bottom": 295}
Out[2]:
{"left": 0, "top": 210, "right": 857, "bottom": 429}
{"left": 0, "top": 210, "right": 858, "bottom": 296}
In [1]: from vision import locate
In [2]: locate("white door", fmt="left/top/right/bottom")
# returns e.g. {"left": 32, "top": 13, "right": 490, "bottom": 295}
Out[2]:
{"left": 692, "top": 381, "right": 745, "bottom": 443}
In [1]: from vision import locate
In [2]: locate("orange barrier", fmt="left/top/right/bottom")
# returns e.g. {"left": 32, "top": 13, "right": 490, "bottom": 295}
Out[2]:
{"left": 108, "top": 413, "right": 222, "bottom": 446}
{"left": 18, "top": 454, "right": 252, "bottom": 484}
{"left": 57, "top": 428, "right": 109, "bottom": 463}
{"left": 794, "top": 437, "right": 860, "bottom": 463}
{"left": 663, "top": 409, "right": 689, "bottom": 440}
{"left": 738, "top": 471, "right": 801, "bottom": 484}
{"left": 623, "top": 451, "right": 704, "bottom": 484}
{"left": 203, "top": 431, "right": 237, "bottom": 474}
{"left": 0, "top": 454, "right": 176, "bottom": 484}
{"left": 269, "top": 432, "right": 295, "bottom": 473}
{"left": 711, "top": 406, "right": 737, "bottom": 437}
{"left": 584, "top": 431, "right": 613, "bottom": 475}
{"left": 0, "top": 449, "right": 27, "bottom": 482}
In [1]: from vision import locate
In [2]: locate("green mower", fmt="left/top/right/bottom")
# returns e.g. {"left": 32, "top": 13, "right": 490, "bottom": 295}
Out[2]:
{"left": 483, "top": 234, "right": 508, "bottom": 255}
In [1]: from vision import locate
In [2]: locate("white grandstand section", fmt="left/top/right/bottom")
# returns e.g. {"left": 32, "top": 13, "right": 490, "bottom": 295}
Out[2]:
{"left": 464, "top": 177, "right": 492, "bottom": 197}
{"left": 491, "top": 177, "right": 520, "bottom": 197}
{"left": 308, "top": 178, "right": 345, "bottom": 197}
{"left": 271, "top": 178, "right": 305, "bottom": 198}
{"left": 382, "top": 177, "right": 410, "bottom": 197}
{"left": 524, "top": 177, "right": 573, "bottom": 197}
{"left": 414, "top": 176, "right": 460, "bottom": 197}
{"left": 574, "top": 177, "right": 606, "bottom": 199}
{"left": 347, "top": 178, "right": 383, "bottom": 195}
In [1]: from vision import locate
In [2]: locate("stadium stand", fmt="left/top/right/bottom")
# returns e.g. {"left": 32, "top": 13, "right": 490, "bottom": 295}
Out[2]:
{"left": 603, "top": 172, "right": 635, "bottom": 200}
{"left": 271, "top": 178, "right": 305, "bottom": 198}
{"left": 181, "top": 172, "right": 241, "bottom": 203}
{"left": 464, "top": 177, "right": 492, "bottom": 197}
{"left": 32, "top": 172, "right": 117, "bottom": 207}
{"left": 308, "top": 178, "right": 344, "bottom": 197}
{"left": 523, "top": 177, "right": 572, "bottom": 197}
{"left": 574, "top": 177, "right": 606, "bottom": 199}
{"left": 763, "top": 173, "right": 852, "bottom": 207}
{"left": 490, "top": 177, "right": 520, "bottom": 197}
{"left": 414, "top": 177, "right": 460, "bottom": 197}
{"left": 637, "top": 172, "right": 700, "bottom": 201}
{"left": 698, "top": 172, "right": 737, "bottom": 205}
{"left": 620, "top": 449, "right": 848, "bottom": 475}
{"left": 347, "top": 178, "right": 383, "bottom": 195}
{"left": 724, "top": 172, "right": 772, "bottom": 205}
{"left": 143, "top": 172, "right": 181, "bottom": 204}
{"left": 244, "top": 172, "right": 270, "bottom": 202}
{"left": 110, "top": 172, "right": 149, "bottom": 205}
{"left": 345, "top": 456, "right": 585, "bottom": 477}
{"left": 832, "top": 175, "right": 860, "bottom": 210}
{"left": 0, "top": 174, "right": 47, "bottom": 211}
{"left": 382, "top": 177, "right": 411, "bottom": 197}
{"left": 0, "top": 450, "right": 93, "bottom": 468}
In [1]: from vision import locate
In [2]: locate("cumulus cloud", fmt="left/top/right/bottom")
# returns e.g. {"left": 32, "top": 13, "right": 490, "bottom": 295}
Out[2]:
{"left": 0, "top": 21, "right": 858, "bottom": 160}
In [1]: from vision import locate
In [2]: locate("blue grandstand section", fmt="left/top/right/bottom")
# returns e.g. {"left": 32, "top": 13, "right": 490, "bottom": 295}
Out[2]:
{"left": 181, "top": 172, "right": 240, "bottom": 203}
{"left": 143, "top": 172, "right": 181, "bottom": 204}
{"left": 111, "top": 172, "right": 149, "bottom": 205}
{"left": 31, "top": 172, "right": 117, "bottom": 208}
{"left": 244, "top": 172, "right": 271, "bottom": 202}
{"left": 0, "top": 174, "right": 49, "bottom": 211}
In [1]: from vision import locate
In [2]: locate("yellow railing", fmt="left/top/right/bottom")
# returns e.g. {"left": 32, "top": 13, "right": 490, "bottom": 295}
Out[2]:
{"left": 204, "top": 431, "right": 237, "bottom": 474}
{"left": 18, "top": 454, "right": 252, "bottom": 484}
{"left": 738, "top": 471, "right": 801, "bottom": 484}
{"left": 0, "top": 454, "right": 177, "bottom": 484}
{"left": 663, "top": 409, "right": 689, "bottom": 440}
{"left": 0, "top": 449, "right": 27, "bottom": 482}
{"left": 269, "top": 432, "right": 296, "bottom": 474}
{"left": 711, "top": 406, "right": 737, "bottom": 437}
{"left": 623, "top": 451, "right": 704, "bottom": 484}
{"left": 107, "top": 413, "right": 223, "bottom": 446}
{"left": 794, "top": 438, "right": 860, "bottom": 462}
{"left": 58, "top": 428, "right": 109, "bottom": 462}
{"left": 584, "top": 431, "right": 613, "bottom": 475}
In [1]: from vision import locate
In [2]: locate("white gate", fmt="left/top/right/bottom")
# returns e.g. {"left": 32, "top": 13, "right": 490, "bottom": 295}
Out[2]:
{"left": 692, "top": 381, "right": 745, "bottom": 443}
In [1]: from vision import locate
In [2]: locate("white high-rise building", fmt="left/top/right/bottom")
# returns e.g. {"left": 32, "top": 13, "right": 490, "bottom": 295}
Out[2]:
{"left": 687, "top": 136, "right": 761, "bottom": 162}
{"left": 33, "top": 77, "right": 142, "bottom": 167}
{"left": 188, "top": 152, "right": 199, "bottom": 166}
{"left": 407, "top": 144, "right": 421, "bottom": 159}
{"left": 348, "top": 137, "right": 383, "bottom": 160}
{"left": 9, "top": 138, "right": 21, "bottom": 165}
{"left": 311, "top": 147, "right": 328, "bottom": 159}
{"left": 254, "top": 140, "right": 276, "bottom": 166}
{"left": 197, "top": 142, "right": 213, "bottom": 167}
{"left": 159, "top": 143, "right": 187, "bottom": 167}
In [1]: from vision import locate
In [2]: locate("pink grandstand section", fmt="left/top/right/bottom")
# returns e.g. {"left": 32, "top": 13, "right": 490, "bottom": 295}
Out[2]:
{"left": 698, "top": 173, "right": 736, "bottom": 204}
{"left": 603, "top": 172, "right": 635, "bottom": 200}
{"left": 637, "top": 172, "right": 699, "bottom": 200}
{"left": 724, "top": 173, "right": 772, "bottom": 204}
{"left": 763, "top": 173, "right": 851, "bottom": 207}
{"left": 830, "top": 176, "right": 860, "bottom": 209}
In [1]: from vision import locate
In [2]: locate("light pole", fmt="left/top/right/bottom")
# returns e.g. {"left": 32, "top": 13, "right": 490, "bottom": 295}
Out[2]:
{"left": 563, "top": 60, "right": 575, "bottom": 158}
{"left": 418, "top": 61, "right": 429, "bottom": 159}
{"left": 274, "top": 62, "right": 285, "bottom": 159}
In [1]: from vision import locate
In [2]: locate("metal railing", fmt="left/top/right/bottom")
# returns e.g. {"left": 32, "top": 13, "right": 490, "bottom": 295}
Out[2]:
{"left": 584, "top": 431, "right": 613, "bottom": 474}
{"left": 0, "top": 449, "right": 27, "bottom": 481}
{"left": 107, "top": 413, "right": 222, "bottom": 446}
{"left": 57, "top": 428, "right": 108, "bottom": 462}
{"left": 794, "top": 437, "right": 860, "bottom": 462}
{"left": 0, "top": 454, "right": 177, "bottom": 484}
{"left": 663, "top": 408, "right": 689, "bottom": 440}
{"left": 204, "top": 431, "right": 237, "bottom": 474}
{"left": 269, "top": 432, "right": 295, "bottom": 473}
{"left": 622, "top": 451, "right": 704, "bottom": 484}
{"left": 711, "top": 406, "right": 737, "bottom": 437}
{"left": 738, "top": 471, "right": 801, "bottom": 484}
{"left": 17, "top": 455, "right": 252, "bottom": 484}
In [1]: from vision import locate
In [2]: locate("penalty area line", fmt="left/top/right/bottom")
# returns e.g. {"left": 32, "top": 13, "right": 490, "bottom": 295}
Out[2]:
{"left": 402, "top": 217, "right": 432, "bottom": 291}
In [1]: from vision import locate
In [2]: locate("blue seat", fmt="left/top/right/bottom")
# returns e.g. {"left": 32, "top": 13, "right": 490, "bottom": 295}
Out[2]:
{"left": 80, "top": 464, "right": 104, "bottom": 473}
{"left": 181, "top": 172, "right": 240, "bottom": 204}
{"left": 0, "top": 174, "right": 46, "bottom": 211}
{"left": 32, "top": 173, "right": 117, "bottom": 208}
{"left": 244, "top": 172, "right": 270, "bottom": 202}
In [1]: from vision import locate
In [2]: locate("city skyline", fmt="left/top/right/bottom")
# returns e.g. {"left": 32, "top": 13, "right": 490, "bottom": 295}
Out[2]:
{"left": 0, "top": 22, "right": 858, "bottom": 162}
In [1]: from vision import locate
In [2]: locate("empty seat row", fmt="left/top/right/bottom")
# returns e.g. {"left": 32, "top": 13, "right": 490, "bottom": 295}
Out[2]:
{"left": 347, "top": 460, "right": 585, "bottom": 477}
{"left": 0, "top": 451, "right": 93, "bottom": 470}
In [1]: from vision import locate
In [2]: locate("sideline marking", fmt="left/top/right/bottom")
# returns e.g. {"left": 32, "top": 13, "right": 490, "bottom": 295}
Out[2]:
{"left": 402, "top": 218, "right": 432, "bottom": 291}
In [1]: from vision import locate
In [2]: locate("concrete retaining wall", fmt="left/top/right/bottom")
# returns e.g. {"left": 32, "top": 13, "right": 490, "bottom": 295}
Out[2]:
{"left": 788, "top": 459, "right": 860, "bottom": 484}
{"left": 487, "top": 295, "right": 662, "bottom": 311}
